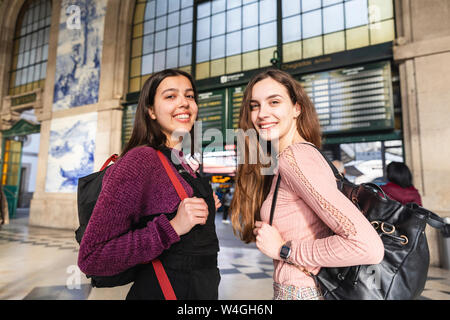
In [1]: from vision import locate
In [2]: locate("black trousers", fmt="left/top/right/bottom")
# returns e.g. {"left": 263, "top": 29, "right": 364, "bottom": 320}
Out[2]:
{"left": 126, "top": 254, "right": 220, "bottom": 300}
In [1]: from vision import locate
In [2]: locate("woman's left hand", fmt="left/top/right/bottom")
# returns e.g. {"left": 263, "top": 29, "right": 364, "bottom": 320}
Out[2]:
{"left": 253, "top": 221, "right": 285, "bottom": 260}
{"left": 213, "top": 192, "right": 222, "bottom": 210}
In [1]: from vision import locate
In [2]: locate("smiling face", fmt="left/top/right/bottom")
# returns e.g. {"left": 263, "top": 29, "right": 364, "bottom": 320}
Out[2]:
{"left": 148, "top": 75, "right": 198, "bottom": 147}
{"left": 249, "top": 77, "right": 301, "bottom": 147}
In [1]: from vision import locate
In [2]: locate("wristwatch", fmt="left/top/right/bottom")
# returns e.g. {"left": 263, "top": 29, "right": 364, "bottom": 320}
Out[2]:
{"left": 279, "top": 241, "right": 292, "bottom": 261}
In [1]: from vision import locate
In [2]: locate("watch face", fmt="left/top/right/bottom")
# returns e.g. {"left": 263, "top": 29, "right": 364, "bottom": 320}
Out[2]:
{"left": 281, "top": 245, "right": 290, "bottom": 259}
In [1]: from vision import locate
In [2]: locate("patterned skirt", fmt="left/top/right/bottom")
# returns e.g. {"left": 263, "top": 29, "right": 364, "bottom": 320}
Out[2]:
{"left": 273, "top": 282, "right": 324, "bottom": 300}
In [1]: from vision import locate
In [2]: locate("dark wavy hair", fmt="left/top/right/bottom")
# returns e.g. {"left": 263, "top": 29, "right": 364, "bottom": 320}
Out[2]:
{"left": 120, "top": 69, "right": 198, "bottom": 158}
{"left": 386, "top": 162, "right": 413, "bottom": 188}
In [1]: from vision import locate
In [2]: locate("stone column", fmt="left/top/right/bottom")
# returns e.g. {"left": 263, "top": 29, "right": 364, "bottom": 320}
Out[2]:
{"left": 394, "top": 0, "right": 450, "bottom": 266}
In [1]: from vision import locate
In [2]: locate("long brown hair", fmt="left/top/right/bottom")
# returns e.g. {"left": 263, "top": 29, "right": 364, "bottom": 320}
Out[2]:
{"left": 231, "top": 69, "right": 322, "bottom": 243}
{"left": 121, "top": 69, "right": 198, "bottom": 157}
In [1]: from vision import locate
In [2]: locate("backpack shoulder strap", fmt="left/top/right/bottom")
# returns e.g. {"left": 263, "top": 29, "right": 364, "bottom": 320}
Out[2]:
{"left": 156, "top": 150, "right": 189, "bottom": 200}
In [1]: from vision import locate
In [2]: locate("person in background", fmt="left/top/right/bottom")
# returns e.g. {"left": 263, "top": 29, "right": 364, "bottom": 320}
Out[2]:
{"left": 381, "top": 161, "right": 422, "bottom": 206}
{"left": 222, "top": 189, "right": 232, "bottom": 224}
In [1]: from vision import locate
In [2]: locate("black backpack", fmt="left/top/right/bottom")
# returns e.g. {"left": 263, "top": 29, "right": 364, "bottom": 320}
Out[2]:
{"left": 75, "top": 154, "right": 140, "bottom": 287}
{"left": 270, "top": 143, "right": 448, "bottom": 300}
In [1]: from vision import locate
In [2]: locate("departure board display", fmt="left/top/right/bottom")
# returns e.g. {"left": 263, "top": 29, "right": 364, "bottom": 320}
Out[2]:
{"left": 197, "top": 89, "right": 226, "bottom": 135}
{"left": 298, "top": 61, "right": 394, "bottom": 134}
{"left": 121, "top": 103, "right": 137, "bottom": 147}
{"left": 229, "top": 86, "right": 245, "bottom": 130}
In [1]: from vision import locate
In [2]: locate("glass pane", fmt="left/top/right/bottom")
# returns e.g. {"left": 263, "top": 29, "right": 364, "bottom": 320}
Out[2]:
{"left": 141, "top": 54, "right": 153, "bottom": 75}
{"left": 168, "top": 11, "right": 179, "bottom": 28}
{"left": 323, "top": 0, "right": 342, "bottom": 6}
{"left": 211, "top": 35, "right": 225, "bottom": 59}
{"left": 302, "top": 0, "right": 321, "bottom": 12}
{"left": 260, "top": 0, "right": 277, "bottom": 23}
{"left": 35, "top": 45, "right": 42, "bottom": 62}
{"left": 167, "top": 27, "right": 179, "bottom": 48}
{"left": 17, "top": 53, "right": 23, "bottom": 68}
{"left": 155, "top": 15, "right": 167, "bottom": 31}
{"left": 42, "top": 44, "right": 48, "bottom": 61}
{"left": 282, "top": 0, "right": 300, "bottom": 17}
{"left": 155, "top": 30, "right": 166, "bottom": 51}
{"left": 260, "top": 22, "right": 276, "bottom": 48}
{"left": 156, "top": 0, "right": 167, "bottom": 16}
{"left": 302, "top": 10, "right": 322, "bottom": 38}
{"left": 27, "top": 65, "right": 34, "bottom": 83}
{"left": 144, "top": 0, "right": 156, "bottom": 20}
{"left": 40, "top": 61, "right": 47, "bottom": 79}
{"left": 144, "top": 19, "right": 155, "bottom": 35}
{"left": 212, "top": 0, "right": 226, "bottom": 13}
{"left": 34, "top": 63, "right": 41, "bottom": 81}
{"left": 370, "top": 19, "right": 395, "bottom": 44}
{"left": 168, "top": 0, "right": 180, "bottom": 12}
{"left": 166, "top": 47, "right": 178, "bottom": 68}
{"left": 37, "top": 29, "right": 44, "bottom": 45}
{"left": 197, "top": 2, "right": 211, "bottom": 19}
{"left": 143, "top": 34, "right": 154, "bottom": 54}
{"left": 212, "top": 13, "right": 225, "bottom": 36}
{"left": 196, "top": 39, "right": 210, "bottom": 62}
{"left": 181, "top": 0, "right": 193, "bottom": 8}
{"left": 180, "top": 6, "right": 193, "bottom": 23}
{"left": 243, "top": 26, "right": 258, "bottom": 52}
{"left": 197, "top": 17, "right": 210, "bottom": 40}
{"left": 25, "top": 35, "right": 31, "bottom": 51}
{"left": 226, "top": 31, "right": 241, "bottom": 56}
{"left": 227, "top": 0, "right": 241, "bottom": 9}
{"left": 15, "top": 69, "right": 22, "bottom": 86}
{"left": 227, "top": 7, "right": 241, "bottom": 32}
{"left": 31, "top": 32, "right": 37, "bottom": 48}
{"left": 180, "top": 23, "right": 192, "bottom": 45}
{"left": 324, "top": 31, "right": 345, "bottom": 54}
{"left": 283, "top": 14, "right": 301, "bottom": 43}
{"left": 345, "top": 0, "right": 368, "bottom": 28}
{"left": 369, "top": 0, "right": 394, "bottom": 22}
{"left": 21, "top": 67, "right": 27, "bottom": 85}
{"left": 44, "top": 27, "right": 50, "bottom": 43}
{"left": 346, "top": 25, "right": 369, "bottom": 49}
{"left": 243, "top": 3, "right": 258, "bottom": 28}
{"left": 23, "top": 50, "right": 30, "bottom": 66}
{"left": 323, "top": 4, "right": 344, "bottom": 34}
{"left": 29, "top": 48, "right": 36, "bottom": 64}
{"left": 154, "top": 50, "right": 166, "bottom": 72}
{"left": 179, "top": 44, "right": 192, "bottom": 66}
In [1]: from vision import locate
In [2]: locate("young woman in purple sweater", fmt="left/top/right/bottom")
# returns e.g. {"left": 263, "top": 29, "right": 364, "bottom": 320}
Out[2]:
{"left": 78, "top": 69, "right": 221, "bottom": 300}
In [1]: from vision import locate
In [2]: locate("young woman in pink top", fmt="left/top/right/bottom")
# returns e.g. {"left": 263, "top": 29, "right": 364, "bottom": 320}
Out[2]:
{"left": 231, "top": 69, "right": 384, "bottom": 300}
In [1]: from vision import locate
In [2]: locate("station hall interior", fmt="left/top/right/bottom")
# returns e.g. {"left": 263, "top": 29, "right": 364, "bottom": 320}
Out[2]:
{"left": 1, "top": 0, "right": 450, "bottom": 300}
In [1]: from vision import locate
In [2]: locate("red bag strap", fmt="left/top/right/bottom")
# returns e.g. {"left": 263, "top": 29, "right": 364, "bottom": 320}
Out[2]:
{"left": 151, "top": 259, "right": 177, "bottom": 300}
{"left": 156, "top": 150, "right": 189, "bottom": 200}
{"left": 146, "top": 150, "right": 190, "bottom": 301}
{"left": 100, "top": 154, "right": 119, "bottom": 171}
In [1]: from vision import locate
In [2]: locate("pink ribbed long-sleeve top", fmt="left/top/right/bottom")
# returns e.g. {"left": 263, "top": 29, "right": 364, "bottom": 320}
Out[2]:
{"left": 260, "top": 142, "right": 384, "bottom": 288}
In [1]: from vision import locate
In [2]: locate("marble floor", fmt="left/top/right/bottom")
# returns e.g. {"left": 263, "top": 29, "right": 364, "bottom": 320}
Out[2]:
{"left": 0, "top": 208, "right": 449, "bottom": 300}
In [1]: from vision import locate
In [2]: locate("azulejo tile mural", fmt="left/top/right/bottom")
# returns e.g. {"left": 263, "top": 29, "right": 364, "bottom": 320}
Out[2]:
{"left": 45, "top": 112, "right": 97, "bottom": 193}
{"left": 52, "top": 0, "right": 106, "bottom": 111}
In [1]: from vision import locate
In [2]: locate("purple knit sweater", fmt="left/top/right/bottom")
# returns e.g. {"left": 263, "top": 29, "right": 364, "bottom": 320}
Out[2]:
{"left": 78, "top": 146, "right": 195, "bottom": 276}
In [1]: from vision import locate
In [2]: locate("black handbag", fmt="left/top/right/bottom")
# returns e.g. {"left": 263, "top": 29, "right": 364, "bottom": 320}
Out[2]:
{"left": 269, "top": 143, "right": 448, "bottom": 300}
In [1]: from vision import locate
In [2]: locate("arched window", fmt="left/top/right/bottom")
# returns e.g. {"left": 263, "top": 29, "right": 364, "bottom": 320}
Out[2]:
{"left": 9, "top": 0, "right": 52, "bottom": 96}
{"left": 129, "top": 0, "right": 194, "bottom": 93}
